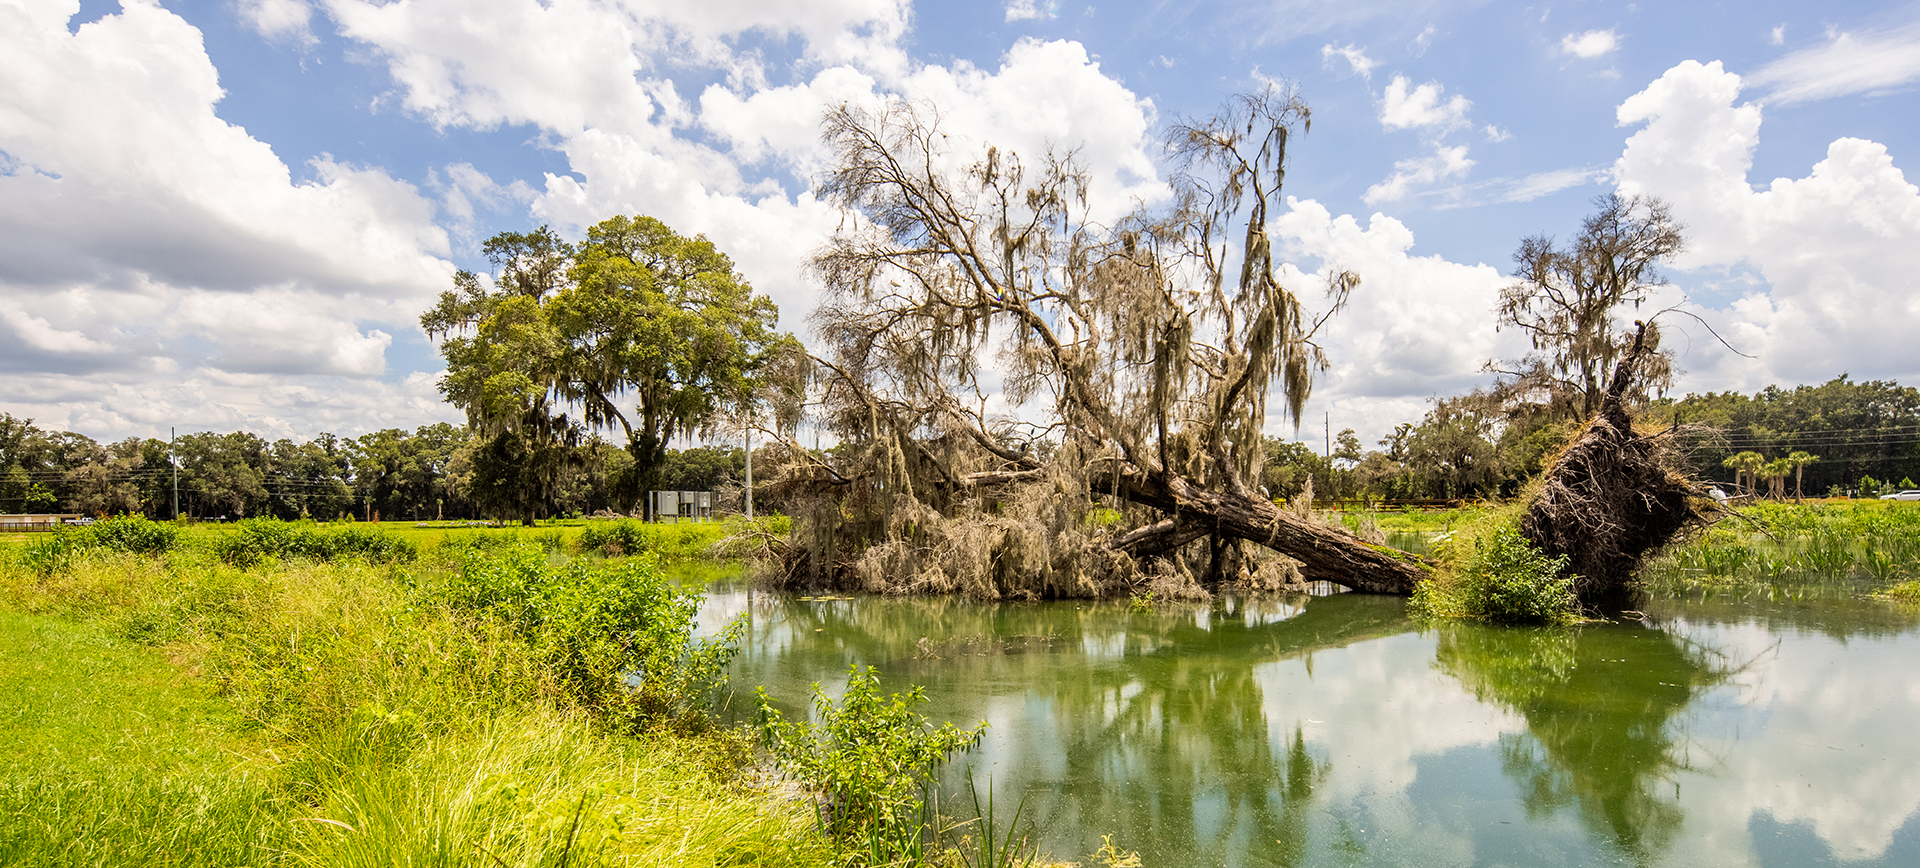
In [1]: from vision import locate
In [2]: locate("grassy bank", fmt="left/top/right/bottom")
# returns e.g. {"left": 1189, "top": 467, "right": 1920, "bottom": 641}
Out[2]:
{"left": 0, "top": 520, "right": 832, "bottom": 867}
{"left": 1367, "top": 498, "right": 1920, "bottom": 620}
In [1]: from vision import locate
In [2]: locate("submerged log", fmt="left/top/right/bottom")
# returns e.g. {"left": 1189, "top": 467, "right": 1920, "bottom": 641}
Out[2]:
{"left": 1519, "top": 322, "right": 1709, "bottom": 609}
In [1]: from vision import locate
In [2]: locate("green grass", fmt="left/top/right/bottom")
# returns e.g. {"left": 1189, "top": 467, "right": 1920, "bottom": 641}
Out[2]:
{"left": 0, "top": 609, "right": 278, "bottom": 866}
{"left": 0, "top": 537, "right": 834, "bottom": 867}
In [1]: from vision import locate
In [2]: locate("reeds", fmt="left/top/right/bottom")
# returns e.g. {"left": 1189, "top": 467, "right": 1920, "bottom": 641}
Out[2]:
{"left": 1642, "top": 502, "right": 1920, "bottom": 592}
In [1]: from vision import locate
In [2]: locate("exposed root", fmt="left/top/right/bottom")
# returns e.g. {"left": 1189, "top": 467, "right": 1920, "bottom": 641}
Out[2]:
{"left": 1520, "top": 323, "right": 1716, "bottom": 609}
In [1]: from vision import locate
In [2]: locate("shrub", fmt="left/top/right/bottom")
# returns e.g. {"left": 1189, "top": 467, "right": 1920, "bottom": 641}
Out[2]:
{"left": 85, "top": 514, "right": 180, "bottom": 554}
{"left": 214, "top": 518, "right": 417, "bottom": 567}
{"left": 1463, "top": 525, "right": 1578, "bottom": 624}
{"left": 578, "top": 519, "right": 648, "bottom": 557}
{"left": 13, "top": 515, "right": 179, "bottom": 576}
{"left": 422, "top": 544, "right": 742, "bottom": 728}
{"left": 757, "top": 666, "right": 985, "bottom": 850}
{"left": 1411, "top": 523, "right": 1579, "bottom": 625}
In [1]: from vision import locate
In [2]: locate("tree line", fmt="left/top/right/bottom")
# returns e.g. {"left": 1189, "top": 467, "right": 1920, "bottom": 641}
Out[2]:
{"left": 0, "top": 414, "right": 754, "bottom": 521}
{"left": 1264, "top": 373, "right": 1920, "bottom": 504}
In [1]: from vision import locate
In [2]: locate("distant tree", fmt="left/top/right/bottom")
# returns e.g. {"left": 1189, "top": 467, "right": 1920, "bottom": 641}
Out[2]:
{"left": 1762, "top": 458, "right": 1792, "bottom": 501}
{"left": 551, "top": 216, "right": 787, "bottom": 509}
{"left": 62, "top": 439, "right": 145, "bottom": 515}
{"left": 1647, "top": 375, "right": 1920, "bottom": 496}
{"left": 1785, "top": 451, "right": 1817, "bottom": 501}
{"left": 1723, "top": 451, "right": 1765, "bottom": 498}
{"left": 1333, "top": 428, "right": 1364, "bottom": 464}
{"left": 423, "top": 227, "right": 591, "bottom": 525}
{"left": 267, "top": 434, "right": 355, "bottom": 520}
{"left": 1404, "top": 395, "right": 1505, "bottom": 500}
{"left": 176, "top": 432, "right": 269, "bottom": 518}
{"left": 1491, "top": 193, "right": 1683, "bottom": 421}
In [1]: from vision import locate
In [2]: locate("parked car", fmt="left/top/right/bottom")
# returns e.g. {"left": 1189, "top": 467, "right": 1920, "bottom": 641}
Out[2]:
{"left": 1880, "top": 490, "right": 1920, "bottom": 501}
{"left": 62, "top": 517, "right": 95, "bottom": 525}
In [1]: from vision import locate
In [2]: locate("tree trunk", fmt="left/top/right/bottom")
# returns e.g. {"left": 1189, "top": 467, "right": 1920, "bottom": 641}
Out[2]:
{"left": 1097, "top": 466, "right": 1428, "bottom": 594}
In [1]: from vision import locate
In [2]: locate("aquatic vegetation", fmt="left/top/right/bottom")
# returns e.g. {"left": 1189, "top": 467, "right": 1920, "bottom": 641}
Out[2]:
{"left": 1412, "top": 522, "right": 1579, "bottom": 625}
{"left": 1641, "top": 502, "right": 1920, "bottom": 593}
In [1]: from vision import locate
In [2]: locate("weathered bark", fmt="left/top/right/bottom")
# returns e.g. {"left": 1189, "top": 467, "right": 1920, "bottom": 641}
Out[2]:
{"left": 1096, "top": 465, "right": 1427, "bottom": 594}
{"left": 1519, "top": 321, "right": 1708, "bottom": 609}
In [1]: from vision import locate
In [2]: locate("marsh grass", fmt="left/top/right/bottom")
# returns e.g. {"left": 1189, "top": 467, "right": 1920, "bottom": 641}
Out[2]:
{"left": 1642, "top": 502, "right": 1920, "bottom": 595}
{"left": 0, "top": 541, "right": 832, "bottom": 867}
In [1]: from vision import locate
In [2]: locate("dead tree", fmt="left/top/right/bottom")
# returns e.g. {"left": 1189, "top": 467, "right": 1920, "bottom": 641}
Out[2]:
{"left": 1520, "top": 321, "right": 1713, "bottom": 609}
{"left": 757, "top": 90, "right": 1427, "bottom": 599}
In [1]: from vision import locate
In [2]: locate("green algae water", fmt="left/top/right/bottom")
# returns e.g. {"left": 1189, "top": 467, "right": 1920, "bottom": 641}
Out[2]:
{"left": 703, "top": 580, "right": 1920, "bottom": 867}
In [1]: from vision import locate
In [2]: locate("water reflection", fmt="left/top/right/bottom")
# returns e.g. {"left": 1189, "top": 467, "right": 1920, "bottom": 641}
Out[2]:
{"left": 1434, "top": 622, "right": 1729, "bottom": 864}
{"left": 698, "top": 569, "right": 1920, "bottom": 868}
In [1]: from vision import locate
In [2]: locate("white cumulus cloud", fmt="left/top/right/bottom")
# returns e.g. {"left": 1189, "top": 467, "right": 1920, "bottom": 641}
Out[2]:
{"left": 1379, "top": 74, "right": 1471, "bottom": 130}
{"left": 1559, "top": 29, "right": 1620, "bottom": 58}
{"left": 0, "top": 0, "right": 457, "bottom": 438}
{"left": 1614, "top": 59, "right": 1920, "bottom": 390}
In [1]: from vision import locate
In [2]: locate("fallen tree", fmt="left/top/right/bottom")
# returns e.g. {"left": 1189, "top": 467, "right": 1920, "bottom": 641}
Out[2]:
{"left": 1519, "top": 321, "right": 1713, "bottom": 608}
{"left": 747, "top": 91, "right": 1429, "bottom": 599}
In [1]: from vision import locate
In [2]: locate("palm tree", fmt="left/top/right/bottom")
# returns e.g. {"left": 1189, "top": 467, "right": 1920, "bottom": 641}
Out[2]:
{"left": 1786, "top": 451, "right": 1818, "bottom": 502}
{"left": 1723, "top": 451, "right": 1767, "bottom": 498}
{"left": 1762, "top": 458, "right": 1792, "bottom": 500}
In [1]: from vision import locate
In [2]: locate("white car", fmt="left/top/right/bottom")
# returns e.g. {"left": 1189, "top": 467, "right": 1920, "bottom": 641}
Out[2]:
{"left": 1881, "top": 490, "right": 1920, "bottom": 501}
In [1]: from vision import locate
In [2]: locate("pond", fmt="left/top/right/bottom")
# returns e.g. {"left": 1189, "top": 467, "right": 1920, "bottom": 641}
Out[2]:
{"left": 699, "top": 577, "right": 1920, "bottom": 867}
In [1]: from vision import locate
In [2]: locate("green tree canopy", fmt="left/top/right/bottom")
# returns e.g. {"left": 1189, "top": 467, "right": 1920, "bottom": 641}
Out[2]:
{"left": 423, "top": 216, "right": 789, "bottom": 521}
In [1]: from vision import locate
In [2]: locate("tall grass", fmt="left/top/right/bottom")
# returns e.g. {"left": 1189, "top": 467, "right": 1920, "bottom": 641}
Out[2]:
{"left": 0, "top": 537, "right": 832, "bottom": 867}
{"left": 1643, "top": 501, "right": 1920, "bottom": 593}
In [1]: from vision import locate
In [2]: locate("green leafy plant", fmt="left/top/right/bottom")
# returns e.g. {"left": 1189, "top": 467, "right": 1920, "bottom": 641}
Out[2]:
{"left": 757, "top": 666, "right": 985, "bottom": 855}
{"left": 424, "top": 544, "right": 741, "bottom": 729}
{"left": 1411, "top": 523, "right": 1578, "bottom": 625}
{"left": 14, "top": 514, "right": 180, "bottom": 577}
{"left": 214, "top": 518, "right": 417, "bottom": 567}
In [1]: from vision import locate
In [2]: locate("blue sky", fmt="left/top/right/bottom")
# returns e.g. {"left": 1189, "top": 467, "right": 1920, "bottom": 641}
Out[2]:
{"left": 4, "top": 0, "right": 1918, "bottom": 446}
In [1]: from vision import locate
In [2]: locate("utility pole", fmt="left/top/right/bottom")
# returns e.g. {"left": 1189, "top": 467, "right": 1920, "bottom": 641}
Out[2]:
{"left": 170, "top": 427, "right": 179, "bottom": 520}
{"left": 1325, "top": 412, "right": 1331, "bottom": 457}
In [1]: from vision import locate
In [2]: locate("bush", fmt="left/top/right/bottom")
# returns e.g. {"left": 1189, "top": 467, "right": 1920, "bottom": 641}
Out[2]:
{"left": 85, "top": 514, "right": 181, "bottom": 554}
{"left": 1411, "top": 523, "right": 1579, "bottom": 625}
{"left": 13, "top": 515, "right": 179, "bottom": 577}
{"left": 214, "top": 518, "right": 417, "bottom": 567}
{"left": 577, "top": 518, "right": 733, "bottom": 562}
{"left": 421, "top": 544, "right": 742, "bottom": 729}
{"left": 757, "top": 666, "right": 985, "bottom": 851}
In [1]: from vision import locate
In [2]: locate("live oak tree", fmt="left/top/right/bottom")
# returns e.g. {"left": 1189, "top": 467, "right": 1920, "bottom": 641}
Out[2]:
{"left": 763, "top": 90, "right": 1429, "bottom": 598}
{"left": 423, "top": 217, "right": 787, "bottom": 523}
{"left": 1492, "top": 193, "right": 1684, "bottom": 421}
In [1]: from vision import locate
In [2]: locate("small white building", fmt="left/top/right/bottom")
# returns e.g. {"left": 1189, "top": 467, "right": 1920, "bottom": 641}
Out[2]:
{"left": 0, "top": 514, "right": 83, "bottom": 532}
